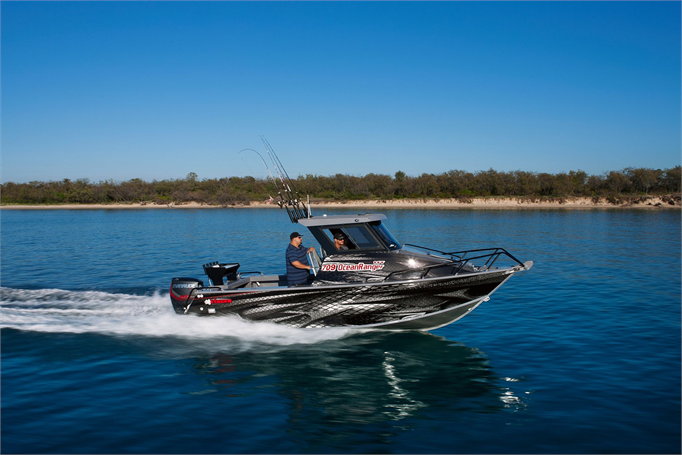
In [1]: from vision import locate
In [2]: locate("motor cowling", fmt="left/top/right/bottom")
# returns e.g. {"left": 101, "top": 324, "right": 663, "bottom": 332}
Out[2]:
{"left": 170, "top": 277, "right": 204, "bottom": 314}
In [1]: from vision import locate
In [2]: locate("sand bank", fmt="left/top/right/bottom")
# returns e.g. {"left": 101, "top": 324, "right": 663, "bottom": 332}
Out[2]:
{"left": 1, "top": 196, "right": 679, "bottom": 210}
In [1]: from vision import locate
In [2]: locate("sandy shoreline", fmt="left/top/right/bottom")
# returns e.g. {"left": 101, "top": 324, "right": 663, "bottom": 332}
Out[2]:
{"left": 1, "top": 196, "right": 680, "bottom": 210}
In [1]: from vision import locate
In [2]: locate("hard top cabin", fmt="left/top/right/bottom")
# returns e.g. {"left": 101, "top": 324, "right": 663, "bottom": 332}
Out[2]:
{"left": 298, "top": 213, "right": 402, "bottom": 258}
{"left": 199, "top": 213, "right": 408, "bottom": 290}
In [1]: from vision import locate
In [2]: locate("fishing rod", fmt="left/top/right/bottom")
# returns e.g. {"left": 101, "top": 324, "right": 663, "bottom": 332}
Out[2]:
{"left": 273, "top": 144, "right": 308, "bottom": 220}
{"left": 239, "top": 138, "right": 309, "bottom": 223}
{"left": 260, "top": 140, "right": 290, "bottom": 203}
{"left": 263, "top": 136, "right": 306, "bottom": 205}
{"left": 238, "top": 148, "right": 285, "bottom": 208}
{"left": 261, "top": 137, "right": 295, "bottom": 205}
{"left": 260, "top": 136, "right": 309, "bottom": 221}
{"left": 239, "top": 147, "right": 298, "bottom": 223}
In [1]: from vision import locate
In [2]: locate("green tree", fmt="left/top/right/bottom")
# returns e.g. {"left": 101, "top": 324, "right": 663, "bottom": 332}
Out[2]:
{"left": 605, "top": 170, "right": 631, "bottom": 195}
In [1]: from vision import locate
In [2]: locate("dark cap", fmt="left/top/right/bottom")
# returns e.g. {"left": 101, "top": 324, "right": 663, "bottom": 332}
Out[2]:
{"left": 290, "top": 232, "right": 303, "bottom": 240}
{"left": 334, "top": 232, "right": 346, "bottom": 240}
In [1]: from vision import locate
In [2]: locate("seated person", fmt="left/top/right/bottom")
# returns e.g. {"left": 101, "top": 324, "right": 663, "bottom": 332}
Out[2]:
{"left": 334, "top": 232, "right": 349, "bottom": 251}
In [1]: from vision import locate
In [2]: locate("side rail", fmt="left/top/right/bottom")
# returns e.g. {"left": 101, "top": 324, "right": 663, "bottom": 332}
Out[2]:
{"left": 393, "top": 245, "right": 526, "bottom": 280}
{"left": 403, "top": 244, "right": 525, "bottom": 267}
{"left": 383, "top": 260, "right": 457, "bottom": 282}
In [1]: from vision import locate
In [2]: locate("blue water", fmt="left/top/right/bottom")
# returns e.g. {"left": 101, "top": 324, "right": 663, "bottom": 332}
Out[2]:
{"left": 1, "top": 208, "right": 680, "bottom": 454}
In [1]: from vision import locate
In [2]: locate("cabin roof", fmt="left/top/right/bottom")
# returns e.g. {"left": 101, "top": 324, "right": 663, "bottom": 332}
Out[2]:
{"left": 298, "top": 213, "right": 387, "bottom": 227}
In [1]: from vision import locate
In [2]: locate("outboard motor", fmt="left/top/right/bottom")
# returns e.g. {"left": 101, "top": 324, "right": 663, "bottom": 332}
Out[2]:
{"left": 170, "top": 277, "right": 203, "bottom": 314}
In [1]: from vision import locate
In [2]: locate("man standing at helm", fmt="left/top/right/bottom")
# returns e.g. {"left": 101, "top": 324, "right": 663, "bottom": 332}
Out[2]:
{"left": 286, "top": 231, "right": 315, "bottom": 286}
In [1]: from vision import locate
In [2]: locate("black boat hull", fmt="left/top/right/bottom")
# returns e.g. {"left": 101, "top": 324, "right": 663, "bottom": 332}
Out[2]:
{"left": 171, "top": 269, "right": 517, "bottom": 330}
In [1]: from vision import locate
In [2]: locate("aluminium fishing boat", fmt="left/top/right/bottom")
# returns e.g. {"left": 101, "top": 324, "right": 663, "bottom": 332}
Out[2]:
{"left": 170, "top": 140, "right": 533, "bottom": 330}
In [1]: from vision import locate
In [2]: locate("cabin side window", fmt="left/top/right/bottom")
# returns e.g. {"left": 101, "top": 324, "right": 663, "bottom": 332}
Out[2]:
{"left": 325, "top": 228, "right": 358, "bottom": 250}
{"left": 319, "top": 225, "right": 383, "bottom": 252}
{"left": 343, "top": 226, "right": 380, "bottom": 249}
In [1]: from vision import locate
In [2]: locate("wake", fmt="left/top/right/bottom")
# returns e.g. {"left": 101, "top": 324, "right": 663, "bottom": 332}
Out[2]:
{"left": 0, "top": 287, "right": 352, "bottom": 346}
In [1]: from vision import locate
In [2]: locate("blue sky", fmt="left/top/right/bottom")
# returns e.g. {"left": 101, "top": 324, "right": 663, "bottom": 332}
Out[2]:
{"left": 1, "top": 1, "right": 680, "bottom": 184}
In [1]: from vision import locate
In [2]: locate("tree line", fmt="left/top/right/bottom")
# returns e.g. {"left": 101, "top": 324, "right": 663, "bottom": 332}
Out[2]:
{"left": 1, "top": 166, "right": 680, "bottom": 206}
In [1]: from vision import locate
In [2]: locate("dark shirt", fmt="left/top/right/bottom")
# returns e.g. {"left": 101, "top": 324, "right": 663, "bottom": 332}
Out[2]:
{"left": 286, "top": 243, "right": 311, "bottom": 286}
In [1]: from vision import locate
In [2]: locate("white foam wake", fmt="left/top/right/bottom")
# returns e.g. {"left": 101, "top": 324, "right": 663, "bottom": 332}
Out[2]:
{"left": 0, "top": 287, "right": 352, "bottom": 347}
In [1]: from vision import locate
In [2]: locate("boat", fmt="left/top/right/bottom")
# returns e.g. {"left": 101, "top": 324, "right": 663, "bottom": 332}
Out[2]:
{"left": 170, "top": 140, "right": 533, "bottom": 330}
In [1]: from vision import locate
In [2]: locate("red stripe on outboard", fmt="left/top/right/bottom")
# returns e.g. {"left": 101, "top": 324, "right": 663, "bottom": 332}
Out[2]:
{"left": 170, "top": 287, "right": 190, "bottom": 301}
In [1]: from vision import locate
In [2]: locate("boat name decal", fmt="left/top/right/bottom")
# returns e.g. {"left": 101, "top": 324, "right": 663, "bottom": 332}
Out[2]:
{"left": 321, "top": 261, "right": 386, "bottom": 272}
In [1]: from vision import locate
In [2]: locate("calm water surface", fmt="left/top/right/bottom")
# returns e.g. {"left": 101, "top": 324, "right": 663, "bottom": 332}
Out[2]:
{"left": 1, "top": 208, "right": 680, "bottom": 453}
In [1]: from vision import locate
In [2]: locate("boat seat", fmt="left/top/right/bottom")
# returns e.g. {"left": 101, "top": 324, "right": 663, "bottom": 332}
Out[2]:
{"left": 203, "top": 262, "right": 240, "bottom": 286}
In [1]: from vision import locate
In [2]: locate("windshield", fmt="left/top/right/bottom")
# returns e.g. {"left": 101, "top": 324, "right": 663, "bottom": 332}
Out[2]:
{"left": 370, "top": 222, "right": 402, "bottom": 250}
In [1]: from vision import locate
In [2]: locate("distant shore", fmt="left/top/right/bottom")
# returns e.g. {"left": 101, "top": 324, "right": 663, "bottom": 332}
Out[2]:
{"left": 2, "top": 195, "right": 680, "bottom": 210}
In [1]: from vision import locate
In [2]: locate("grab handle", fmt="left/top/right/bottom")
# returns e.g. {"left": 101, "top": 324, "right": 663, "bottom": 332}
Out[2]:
{"left": 307, "top": 250, "right": 322, "bottom": 276}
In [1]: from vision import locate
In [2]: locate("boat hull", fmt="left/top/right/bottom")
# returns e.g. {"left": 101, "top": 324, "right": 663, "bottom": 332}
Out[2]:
{"left": 172, "top": 268, "right": 518, "bottom": 330}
